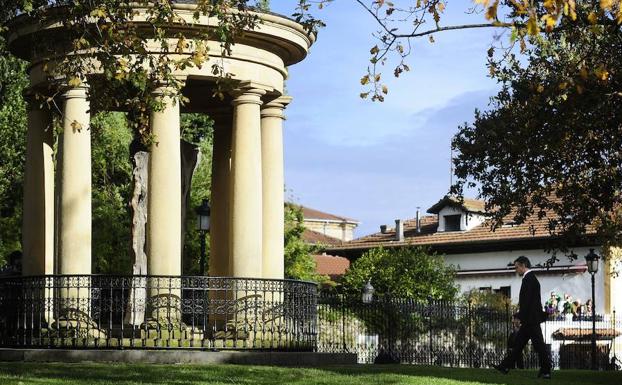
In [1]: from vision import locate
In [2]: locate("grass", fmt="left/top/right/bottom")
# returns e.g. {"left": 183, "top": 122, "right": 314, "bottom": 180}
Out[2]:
{"left": 0, "top": 363, "right": 620, "bottom": 385}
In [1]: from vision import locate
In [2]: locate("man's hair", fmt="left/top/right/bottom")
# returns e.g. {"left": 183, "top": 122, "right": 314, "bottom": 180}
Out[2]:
{"left": 514, "top": 256, "right": 531, "bottom": 268}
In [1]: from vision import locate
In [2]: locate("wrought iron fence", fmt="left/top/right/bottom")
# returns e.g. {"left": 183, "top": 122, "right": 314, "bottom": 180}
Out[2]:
{"left": 317, "top": 293, "right": 622, "bottom": 370}
{"left": 0, "top": 275, "right": 317, "bottom": 350}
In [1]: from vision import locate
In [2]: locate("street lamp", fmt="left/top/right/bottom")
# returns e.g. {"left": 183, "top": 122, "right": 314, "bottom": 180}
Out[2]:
{"left": 196, "top": 199, "right": 211, "bottom": 275}
{"left": 362, "top": 280, "right": 375, "bottom": 304}
{"left": 585, "top": 248, "right": 600, "bottom": 370}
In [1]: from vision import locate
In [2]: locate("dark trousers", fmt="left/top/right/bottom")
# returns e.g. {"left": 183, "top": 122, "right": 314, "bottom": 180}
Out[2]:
{"left": 501, "top": 323, "right": 551, "bottom": 373}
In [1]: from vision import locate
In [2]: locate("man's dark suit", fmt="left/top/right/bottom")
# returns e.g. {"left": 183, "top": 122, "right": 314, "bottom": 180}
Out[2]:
{"left": 499, "top": 271, "right": 551, "bottom": 374}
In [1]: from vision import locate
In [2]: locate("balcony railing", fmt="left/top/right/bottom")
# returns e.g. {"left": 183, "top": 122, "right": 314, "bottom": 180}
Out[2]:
{"left": 0, "top": 275, "right": 318, "bottom": 350}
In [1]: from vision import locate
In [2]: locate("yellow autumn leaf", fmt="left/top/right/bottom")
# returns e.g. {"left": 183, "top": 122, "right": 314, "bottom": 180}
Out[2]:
{"left": 382, "top": 85, "right": 388, "bottom": 94}
{"left": 536, "top": 84, "right": 545, "bottom": 93}
{"left": 600, "top": 0, "right": 614, "bottom": 10}
{"left": 68, "top": 76, "right": 82, "bottom": 87}
{"left": 595, "top": 66, "right": 609, "bottom": 81}
{"left": 485, "top": 0, "right": 499, "bottom": 20}
{"left": 564, "top": 0, "right": 577, "bottom": 21}
{"left": 360, "top": 75, "right": 370, "bottom": 85}
{"left": 526, "top": 15, "right": 540, "bottom": 36}
{"left": 542, "top": 14, "right": 556, "bottom": 32}
{"left": 587, "top": 12, "right": 598, "bottom": 24}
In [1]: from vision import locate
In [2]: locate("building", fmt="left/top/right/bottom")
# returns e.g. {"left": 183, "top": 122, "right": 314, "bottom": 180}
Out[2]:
{"left": 301, "top": 206, "right": 359, "bottom": 243}
{"left": 297, "top": 205, "right": 358, "bottom": 281}
{"left": 326, "top": 196, "right": 622, "bottom": 313}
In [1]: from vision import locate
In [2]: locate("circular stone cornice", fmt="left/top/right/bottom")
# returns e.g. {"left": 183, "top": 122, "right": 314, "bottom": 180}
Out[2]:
{"left": 5, "top": 4, "right": 315, "bottom": 67}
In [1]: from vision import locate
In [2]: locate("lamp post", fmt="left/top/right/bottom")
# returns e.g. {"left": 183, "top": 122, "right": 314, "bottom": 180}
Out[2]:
{"left": 585, "top": 248, "right": 600, "bottom": 370}
{"left": 196, "top": 199, "right": 211, "bottom": 275}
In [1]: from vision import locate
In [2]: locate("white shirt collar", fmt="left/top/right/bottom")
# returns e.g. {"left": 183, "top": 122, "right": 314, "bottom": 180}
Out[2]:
{"left": 523, "top": 269, "right": 532, "bottom": 277}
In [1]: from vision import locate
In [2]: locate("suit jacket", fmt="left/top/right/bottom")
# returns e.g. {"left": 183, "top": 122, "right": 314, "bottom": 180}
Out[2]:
{"left": 517, "top": 271, "right": 546, "bottom": 324}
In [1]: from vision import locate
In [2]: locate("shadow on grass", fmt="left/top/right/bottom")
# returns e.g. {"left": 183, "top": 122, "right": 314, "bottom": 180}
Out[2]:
{"left": 0, "top": 363, "right": 621, "bottom": 385}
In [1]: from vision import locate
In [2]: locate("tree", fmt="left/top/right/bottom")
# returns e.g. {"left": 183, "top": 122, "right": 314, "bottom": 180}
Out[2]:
{"left": 0, "top": 27, "right": 27, "bottom": 266}
{"left": 335, "top": 0, "right": 622, "bottom": 102}
{"left": 341, "top": 246, "right": 458, "bottom": 301}
{"left": 284, "top": 203, "right": 327, "bottom": 282}
{"left": 451, "top": 20, "right": 622, "bottom": 257}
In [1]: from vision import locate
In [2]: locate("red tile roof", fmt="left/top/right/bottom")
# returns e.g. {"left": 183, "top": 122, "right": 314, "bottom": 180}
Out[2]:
{"left": 301, "top": 206, "right": 358, "bottom": 223}
{"left": 427, "top": 196, "right": 486, "bottom": 214}
{"left": 302, "top": 229, "right": 342, "bottom": 246}
{"left": 327, "top": 210, "right": 596, "bottom": 253}
{"left": 314, "top": 254, "right": 350, "bottom": 278}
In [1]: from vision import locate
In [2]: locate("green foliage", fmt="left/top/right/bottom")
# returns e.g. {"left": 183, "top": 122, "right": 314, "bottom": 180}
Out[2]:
{"left": 90, "top": 112, "right": 133, "bottom": 274}
{"left": 341, "top": 246, "right": 458, "bottom": 301}
{"left": 284, "top": 203, "right": 325, "bottom": 282}
{"left": 256, "top": 0, "right": 270, "bottom": 12}
{"left": 0, "top": 34, "right": 28, "bottom": 266}
{"left": 452, "top": 22, "right": 622, "bottom": 255}
{"left": 182, "top": 113, "right": 214, "bottom": 274}
{"left": 463, "top": 288, "right": 511, "bottom": 311}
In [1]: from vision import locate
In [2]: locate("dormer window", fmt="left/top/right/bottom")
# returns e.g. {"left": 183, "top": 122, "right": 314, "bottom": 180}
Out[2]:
{"left": 427, "top": 195, "right": 488, "bottom": 233}
{"left": 444, "top": 215, "right": 462, "bottom": 232}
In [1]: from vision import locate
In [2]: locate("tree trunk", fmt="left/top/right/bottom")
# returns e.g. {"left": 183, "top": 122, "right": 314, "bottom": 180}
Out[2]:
{"left": 125, "top": 149, "right": 149, "bottom": 326}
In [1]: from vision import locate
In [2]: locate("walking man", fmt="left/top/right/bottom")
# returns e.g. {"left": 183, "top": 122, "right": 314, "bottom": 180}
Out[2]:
{"left": 494, "top": 256, "right": 551, "bottom": 379}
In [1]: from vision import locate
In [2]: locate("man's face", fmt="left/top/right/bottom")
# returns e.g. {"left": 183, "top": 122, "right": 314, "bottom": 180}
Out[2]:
{"left": 514, "top": 262, "right": 527, "bottom": 276}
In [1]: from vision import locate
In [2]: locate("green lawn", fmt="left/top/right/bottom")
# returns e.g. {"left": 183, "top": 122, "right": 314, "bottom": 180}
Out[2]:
{"left": 0, "top": 363, "right": 620, "bottom": 385}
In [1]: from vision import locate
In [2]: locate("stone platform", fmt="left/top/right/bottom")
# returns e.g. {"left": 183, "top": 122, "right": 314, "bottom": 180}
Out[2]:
{"left": 0, "top": 349, "right": 357, "bottom": 366}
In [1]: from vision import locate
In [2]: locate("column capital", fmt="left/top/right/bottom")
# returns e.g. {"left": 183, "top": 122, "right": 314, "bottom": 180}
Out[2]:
{"left": 231, "top": 82, "right": 271, "bottom": 106}
{"left": 231, "top": 88, "right": 266, "bottom": 106}
{"left": 60, "top": 86, "right": 89, "bottom": 100}
{"left": 151, "top": 84, "right": 180, "bottom": 97}
{"left": 261, "top": 96, "right": 293, "bottom": 119}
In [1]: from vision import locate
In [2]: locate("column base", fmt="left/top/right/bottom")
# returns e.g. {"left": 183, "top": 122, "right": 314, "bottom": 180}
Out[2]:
{"left": 52, "top": 309, "right": 106, "bottom": 339}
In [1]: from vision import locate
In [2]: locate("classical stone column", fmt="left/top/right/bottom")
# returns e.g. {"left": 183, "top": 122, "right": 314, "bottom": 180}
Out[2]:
{"left": 229, "top": 87, "right": 265, "bottom": 278}
{"left": 146, "top": 86, "right": 182, "bottom": 330}
{"left": 209, "top": 117, "right": 232, "bottom": 277}
{"left": 55, "top": 86, "right": 93, "bottom": 333}
{"left": 261, "top": 97, "right": 291, "bottom": 279}
{"left": 57, "top": 86, "right": 91, "bottom": 276}
{"left": 147, "top": 86, "right": 182, "bottom": 277}
{"left": 22, "top": 99, "right": 55, "bottom": 276}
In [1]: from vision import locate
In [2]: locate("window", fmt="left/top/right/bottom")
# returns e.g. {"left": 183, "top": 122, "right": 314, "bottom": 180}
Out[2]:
{"left": 495, "top": 286, "right": 511, "bottom": 298}
{"left": 444, "top": 215, "right": 462, "bottom": 231}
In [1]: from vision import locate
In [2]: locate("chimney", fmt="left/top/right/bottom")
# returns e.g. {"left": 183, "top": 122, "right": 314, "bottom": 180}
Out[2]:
{"left": 380, "top": 225, "right": 388, "bottom": 234}
{"left": 416, "top": 207, "right": 421, "bottom": 233}
{"left": 395, "top": 219, "right": 404, "bottom": 242}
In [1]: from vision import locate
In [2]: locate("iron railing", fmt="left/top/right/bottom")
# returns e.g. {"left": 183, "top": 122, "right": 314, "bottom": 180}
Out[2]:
{"left": 0, "top": 275, "right": 317, "bottom": 350}
{"left": 317, "top": 293, "right": 622, "bottom": 370}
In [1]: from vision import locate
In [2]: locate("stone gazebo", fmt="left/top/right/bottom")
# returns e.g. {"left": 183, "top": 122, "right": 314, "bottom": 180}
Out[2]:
{"left": 0, "top": 3, "right": 319, "bottom": 352}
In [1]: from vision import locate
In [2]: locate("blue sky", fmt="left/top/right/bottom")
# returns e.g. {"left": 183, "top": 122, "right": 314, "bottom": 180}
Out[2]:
{"left": 271, "top": 1, "right": 502, "bottom": 236}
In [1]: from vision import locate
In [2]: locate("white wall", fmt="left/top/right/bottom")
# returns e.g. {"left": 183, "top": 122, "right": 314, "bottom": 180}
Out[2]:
{"left": 436, "top": 206, "right": 486, "bottom": 232}
{"left": 445, "top": 247, "right": 608, "bottom": 313}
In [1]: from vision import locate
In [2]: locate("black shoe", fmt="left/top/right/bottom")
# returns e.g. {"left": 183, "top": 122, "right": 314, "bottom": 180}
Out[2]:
{"left": 537, "top": 371, "right": 551, "bottom": 380}
{"left": 493, "top": 364, "right": 509, "bottom": 375}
